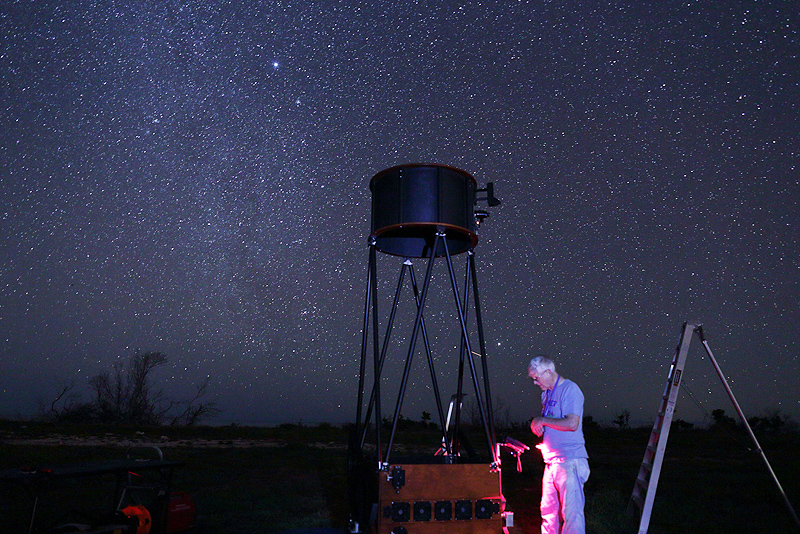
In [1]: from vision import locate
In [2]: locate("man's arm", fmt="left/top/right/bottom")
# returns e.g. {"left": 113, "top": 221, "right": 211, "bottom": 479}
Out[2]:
{"left": 531, "top": 413, "right": 580, "bottom": 436}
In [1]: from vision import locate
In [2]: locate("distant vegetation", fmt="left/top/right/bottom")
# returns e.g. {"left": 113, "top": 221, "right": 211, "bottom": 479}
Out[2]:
{"left": 711, "top": 407, "right": 798, "bottom": 433}
{"left": 2, "top": 417, "right": 798, "bottom": 534}
{"left": 35, "top": 352, "right": 798, "bottom": 436}
{"left": 38, "top": 351, "right": 219, "bottom": 426}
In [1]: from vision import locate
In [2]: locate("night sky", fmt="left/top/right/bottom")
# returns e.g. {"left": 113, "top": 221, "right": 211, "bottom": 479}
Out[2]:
{"left": 2, "top": 0, "right": 798, "bottom": 429}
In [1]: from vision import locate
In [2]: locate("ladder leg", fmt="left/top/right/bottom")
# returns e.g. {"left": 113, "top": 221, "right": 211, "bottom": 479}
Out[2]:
{"left": 696, "top": 327, "right": 800, "bottom": 530}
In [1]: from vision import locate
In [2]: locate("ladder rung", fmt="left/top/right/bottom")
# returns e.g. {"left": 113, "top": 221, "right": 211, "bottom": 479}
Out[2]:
{"left": 635, "top": 476, "right": 649, "bottom": 491}
{"left": 631, "top": 493, "right": 644, "bottom": 509}
{"left": 642, "top": 461, "right": 653, "bottom": 473}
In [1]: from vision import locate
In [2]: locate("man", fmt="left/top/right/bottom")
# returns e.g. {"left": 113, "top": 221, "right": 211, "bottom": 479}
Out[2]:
{"left": 529, "top": 355, "right": 589, "bottom": 534}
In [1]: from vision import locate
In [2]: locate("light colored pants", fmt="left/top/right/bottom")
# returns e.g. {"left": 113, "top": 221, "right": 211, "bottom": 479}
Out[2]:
{"left": 540, "top": 458, "right": 590, "bottom": 534}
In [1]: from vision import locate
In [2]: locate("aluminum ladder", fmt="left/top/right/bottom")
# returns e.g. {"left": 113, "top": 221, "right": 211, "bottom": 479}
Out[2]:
{"left": 627, "top": 322, "right": 694, "bottom": 533}
{"left": 628, "top": 322, "right": 800, "bottom": 533}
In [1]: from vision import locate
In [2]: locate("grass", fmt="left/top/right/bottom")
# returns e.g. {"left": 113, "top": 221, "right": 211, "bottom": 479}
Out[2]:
{"left": 1, "top": 421, "right": 798, "bottom": 533}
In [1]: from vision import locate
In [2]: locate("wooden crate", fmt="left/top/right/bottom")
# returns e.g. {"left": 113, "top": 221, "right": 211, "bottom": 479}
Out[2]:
{"left": 376, "top": 463, "right": 506, "bottom": 534}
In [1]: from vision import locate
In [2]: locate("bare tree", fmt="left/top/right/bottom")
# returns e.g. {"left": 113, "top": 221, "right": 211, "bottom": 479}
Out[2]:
{"left": 84, "top": 352, "right": 167, "bottom": 425}
{"left": 48, "top": 383, "right": 74, "bottom": 415}
{"left": 42, "top": 350, "right": 218, "bottom": 426}
{"left": 167, "top": 377, "right": 220, "bottom": 426}
{"left": 125, "top": 351, "right": 167, "bottom": 425}
{"left": 38, "top": 381, "right": 95, "bottom": 422}
{"left": 88, "top": 367, "right": 118, "bottom": 421}
{"left": 39, "top": 382, "right": 76, "bottom": 418}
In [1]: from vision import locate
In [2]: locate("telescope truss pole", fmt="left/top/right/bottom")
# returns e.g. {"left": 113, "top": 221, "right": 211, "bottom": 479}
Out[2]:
{"left": 354, "top": 229, "right": 500, "bottom": 469}
{"left": 382, "top": 233, "right": 442, "bottom": 466}
{"left": 442, "top": 232, "right": 499, "bottom": 467}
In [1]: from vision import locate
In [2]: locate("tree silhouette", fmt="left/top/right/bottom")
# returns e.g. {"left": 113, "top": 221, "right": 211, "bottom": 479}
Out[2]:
{"left": 613, "top": 409, "right": 630, "bottom": 430}
{"left": 421, "top": 411, "right": 432, "bottom": 427}
{"left": 711, "top": 408, "right": 737, "bottom": 430}
{"left": 42, "top": 351, "right": 218, "bottom": 426}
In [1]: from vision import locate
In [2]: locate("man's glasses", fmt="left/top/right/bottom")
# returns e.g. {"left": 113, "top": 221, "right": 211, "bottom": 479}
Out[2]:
{"left": 529, "top": 369, "right": 550, "bottom": 383}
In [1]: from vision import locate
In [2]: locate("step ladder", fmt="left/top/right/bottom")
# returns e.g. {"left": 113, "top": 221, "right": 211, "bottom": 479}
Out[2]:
{"left": 627, "top": 322, "right": 696, "bottom": 534}
{"left": 628, "top": 322, "right": 800, "bottom": 533}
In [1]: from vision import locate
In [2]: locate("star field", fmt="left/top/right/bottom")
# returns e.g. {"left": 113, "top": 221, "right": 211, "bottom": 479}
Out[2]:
{"left": 1, "top": 0, "right": 798, "bottom": 427}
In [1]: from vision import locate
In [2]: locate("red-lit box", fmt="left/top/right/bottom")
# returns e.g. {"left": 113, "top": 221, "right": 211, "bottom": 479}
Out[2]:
{"left": 376, "top": 463, "right": 506, "bottom": 534}
{"left": 167, "top": 492, "right": 196, "bottom": 533}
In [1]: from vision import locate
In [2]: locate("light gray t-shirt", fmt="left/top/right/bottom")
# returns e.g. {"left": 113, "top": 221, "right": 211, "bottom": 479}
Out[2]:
{"left": 539, "top": 377, "right": 588, "bottom": 463}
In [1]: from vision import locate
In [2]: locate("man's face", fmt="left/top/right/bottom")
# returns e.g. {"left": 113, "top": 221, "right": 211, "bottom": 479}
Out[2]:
{"left": 529, "top": 368, "right": 554, "bottom": 391}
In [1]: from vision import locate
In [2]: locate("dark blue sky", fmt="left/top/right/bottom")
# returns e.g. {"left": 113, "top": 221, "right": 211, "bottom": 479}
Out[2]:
{"left": 1, "top": 0, "right": 798, "bottom": 427}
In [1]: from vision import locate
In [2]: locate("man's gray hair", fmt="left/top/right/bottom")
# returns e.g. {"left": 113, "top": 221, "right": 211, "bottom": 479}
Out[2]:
{"left": 528, "top": 355, "right": 556, "bottom": 374}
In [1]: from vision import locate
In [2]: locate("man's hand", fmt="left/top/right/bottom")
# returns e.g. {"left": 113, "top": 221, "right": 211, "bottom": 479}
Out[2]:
{"left": 531, "top": 414, "right": 580, "bottom": 437}
{"left": 531, "top": 417, "right": 546, "bottom": 437}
